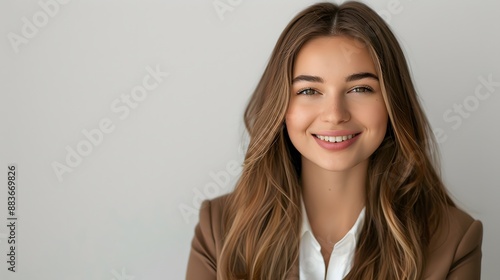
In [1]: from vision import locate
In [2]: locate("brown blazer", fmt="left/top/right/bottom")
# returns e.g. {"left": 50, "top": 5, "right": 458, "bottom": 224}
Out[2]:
{"left": 186, "top": 194, "right": 483, "bottom": 279}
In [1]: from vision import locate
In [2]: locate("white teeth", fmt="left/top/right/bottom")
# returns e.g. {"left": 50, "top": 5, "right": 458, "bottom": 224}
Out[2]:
{"left": 315, "top": 134, "right": 356, "bottom": 143}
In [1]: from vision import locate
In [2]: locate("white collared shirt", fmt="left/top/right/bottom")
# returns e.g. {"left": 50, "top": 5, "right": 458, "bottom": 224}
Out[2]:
{"left": 299, "top": 200, "right": 366, "bottom": 280}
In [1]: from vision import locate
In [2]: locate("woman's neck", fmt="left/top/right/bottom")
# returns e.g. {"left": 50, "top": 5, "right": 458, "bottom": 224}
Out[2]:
{"left": 300, "top": 156, "right": 367, "bottom": 245}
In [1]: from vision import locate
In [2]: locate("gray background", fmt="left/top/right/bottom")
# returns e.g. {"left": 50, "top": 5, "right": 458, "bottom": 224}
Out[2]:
{"left": 0, "top": 0, "right": 498, "bottom": 279}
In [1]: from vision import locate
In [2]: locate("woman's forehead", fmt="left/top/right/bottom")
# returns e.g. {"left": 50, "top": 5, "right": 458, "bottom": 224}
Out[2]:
{"left": 293, "top": 36, "right": 377, "bottom": 81}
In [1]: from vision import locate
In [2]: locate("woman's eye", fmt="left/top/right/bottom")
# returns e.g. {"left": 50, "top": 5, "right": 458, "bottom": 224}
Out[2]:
{"left": 297, "top": 88, "right": 319, "bottom": 95}
{"left": 350, "top": 86, "right": 373, "bottom": 93}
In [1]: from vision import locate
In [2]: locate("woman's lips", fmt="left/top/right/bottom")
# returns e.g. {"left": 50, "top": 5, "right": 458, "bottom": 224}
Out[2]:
{"left": 314, "top": 133, "right": 359, "bottom": 143}
{"left": 312, "top": 132, "right": 361, "bottom": 150}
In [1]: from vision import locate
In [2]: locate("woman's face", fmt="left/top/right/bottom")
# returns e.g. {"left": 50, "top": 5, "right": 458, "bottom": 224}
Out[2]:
{"left": 285, "top": 36, "right": 388, "bottom": 172}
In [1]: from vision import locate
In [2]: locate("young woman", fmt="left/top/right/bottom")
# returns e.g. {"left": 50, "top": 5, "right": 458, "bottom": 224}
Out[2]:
{"left": 186, "top": 2, "right": 482, "bottom": 279}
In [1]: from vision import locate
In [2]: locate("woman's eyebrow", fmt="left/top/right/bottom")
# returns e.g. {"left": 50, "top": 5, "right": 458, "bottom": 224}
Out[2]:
{"left": 292, "top": 72, "right": 379, "bottom": 84}
{"left": 291, "top": 75, "right": 324, "bottom": 84}
{"left": 345, "top": 72, "right": 379, "bottom": 82}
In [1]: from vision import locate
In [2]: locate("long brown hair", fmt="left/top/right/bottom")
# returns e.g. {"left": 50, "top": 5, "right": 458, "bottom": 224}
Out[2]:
{"left": 218, "top": 2, "right": 454, "bottom": 279}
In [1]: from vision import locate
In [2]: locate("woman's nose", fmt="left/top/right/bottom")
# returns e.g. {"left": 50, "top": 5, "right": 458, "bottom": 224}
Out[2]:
{"left": 319, "top": 95, "right": 351, "bottom": 124}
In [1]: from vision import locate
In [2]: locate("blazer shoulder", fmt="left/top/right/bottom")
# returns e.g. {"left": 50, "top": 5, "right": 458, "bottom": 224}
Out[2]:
{"left": 425, "top": 206, "right": 483, "bottom": 279}
{"left": 198, "top": 193, "right": 232, "bottom": 232}
{"left": 445, "top": 207, "right": 483, "bottom": 268}
{"left": 446, "top": 206, "right": 480, "bottom": 230}
{"left": 186, "top": 193, "right": 233, "bottom": 280}
{"left": 196, "top": 193, "right": 233, "bottom": 248}
{"left": 205, "top": 193, "right": 232, "bottom": 217}
{"left": 431, "top": 206, "right": 483, "bottom": 253}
